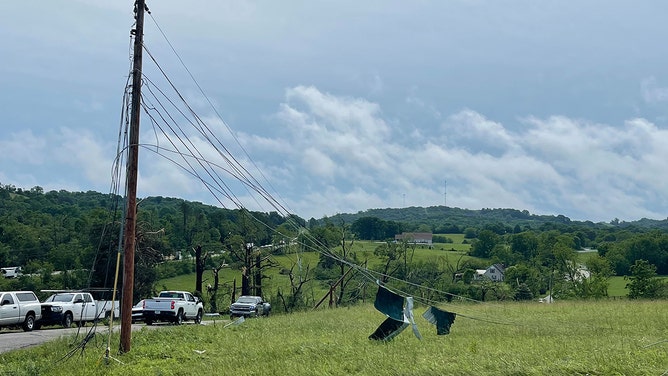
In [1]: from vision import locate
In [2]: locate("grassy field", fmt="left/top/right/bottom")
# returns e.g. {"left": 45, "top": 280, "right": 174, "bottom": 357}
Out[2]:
{"left": 0, "top": 300, "right": 666, "bottom": 375}
{"left": 608, "top": 276, "right": 628, "bottom": 297}
{"left": 156, "top": 239, "right": 475, "bottom": 305}
{"left": 156, "top": 241, "right": 630, "bottom": 303}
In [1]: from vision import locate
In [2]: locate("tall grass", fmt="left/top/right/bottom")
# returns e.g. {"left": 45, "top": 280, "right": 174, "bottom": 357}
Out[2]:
{"left": 1, "top": 300, "right": 666, "bottom": 375}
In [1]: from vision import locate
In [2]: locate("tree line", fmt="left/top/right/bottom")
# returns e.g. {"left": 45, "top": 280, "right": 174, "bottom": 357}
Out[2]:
{"left": 1, "top": 184, "right": 666, "bottom": 312}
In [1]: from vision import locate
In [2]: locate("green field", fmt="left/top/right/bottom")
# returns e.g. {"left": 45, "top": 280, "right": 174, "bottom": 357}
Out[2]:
{"left": 156, "top": 238, "right": 475, "bottom": 307}
{"left": 156, "top": 238, "right": 632, "bottom": 304}
{"left": 608, "top": 276, "right": 628, "bottom": 297}
{"left": 1, "top": 300, "right": 666, "bottom": 375}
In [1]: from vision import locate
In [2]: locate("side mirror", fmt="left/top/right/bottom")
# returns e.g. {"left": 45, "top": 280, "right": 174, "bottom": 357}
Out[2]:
{"left": 1, "top": 299, "right": 11, "bottom": 306}
{"left": 74, "top": 299, "right": 84, "bottom": 304}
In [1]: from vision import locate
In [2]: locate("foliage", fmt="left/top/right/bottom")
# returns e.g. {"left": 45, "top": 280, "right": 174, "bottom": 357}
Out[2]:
{"left": 627, "top": 259, "right": 665, "bottom": 299}
{"left": 0, "top": 185, "right": 293, "bottom": 301}
{"left": 469, "top": 229, "right": 500, "bottom": 258}
{"left": 432, "top": 234, "right": 453, "bottom": 243}
{"left": 514, "top": 283, "right": 534, "bottom": 300}
{"left": 606, "top": 231, "right": 668, "bottom": 275}
{"left": 2, "top": 183, "right": 668, "bottom": 312}
{"left": 350, "top": 216, "right": 403, "bottom": 240}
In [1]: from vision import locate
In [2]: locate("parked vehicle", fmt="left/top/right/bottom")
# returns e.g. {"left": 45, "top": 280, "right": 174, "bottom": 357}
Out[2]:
{"left": 0, "top": 291, "right": 41, "bottom": 331}
{"left": 131, "top": 300, "right": 144, "bottom": 324}
{"left": 142, "top": 291, "right": 203, "bottom": 325}
{"left": 37, "top": 291, "right": 117, "bottom": 328}
{"left": 229, "top": 296, "right": 271, "bottom": 319}
{"left": 1, "top": 267, "right": 22, "bottom": 279}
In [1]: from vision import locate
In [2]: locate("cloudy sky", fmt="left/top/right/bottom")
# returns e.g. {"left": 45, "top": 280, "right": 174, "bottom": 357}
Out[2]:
{"left": 2, "top": 1, "right": 668, "bottom": 223}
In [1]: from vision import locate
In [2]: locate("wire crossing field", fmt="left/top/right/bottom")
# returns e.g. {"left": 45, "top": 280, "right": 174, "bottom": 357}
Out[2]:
{"left": 0, "top": 300, "right": 666, "bottom": 375}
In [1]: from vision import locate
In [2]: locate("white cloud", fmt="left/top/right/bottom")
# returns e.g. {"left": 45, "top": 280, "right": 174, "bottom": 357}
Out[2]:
{"left": 0, "top": 130, "right": 47, "bottom": 165}
{"left": 301, "top": 148, "right": 337, "bottom": 179}
{"left": 641, "top": 77, "right": 668, "bottom": 104}
{"left": 2, "top": 1, "right": 668, "bottom": 224}
{"left": 441, "top": 110, "right": 517, "bottom": 155}
{"left": 54, "top": 128, "right": 113, "bottom": 186}
{"left": 3, "top": 81, "right": 667, "bottom": 223}
{"left": 248, "top": 87, "right": 668, "bottom": 221}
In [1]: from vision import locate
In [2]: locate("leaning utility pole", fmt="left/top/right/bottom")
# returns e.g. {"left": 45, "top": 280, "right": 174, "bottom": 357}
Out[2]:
{"left": 120, "top": 0, "right": 146, "bottom": 354}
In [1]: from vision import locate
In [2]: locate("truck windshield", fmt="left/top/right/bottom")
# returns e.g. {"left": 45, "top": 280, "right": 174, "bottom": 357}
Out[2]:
{"left": 237, "top": 297, "right": 258, "bottom": 304}
{"left": 45, "top": 293, "right": 74, "bottom": 302}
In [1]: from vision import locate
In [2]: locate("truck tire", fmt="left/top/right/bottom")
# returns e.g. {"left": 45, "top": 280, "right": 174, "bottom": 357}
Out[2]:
{"left": 63, "top": 313, "right": 73, "bottom": 328}
{"left": 194, "top": 310, "right": 202, "bottom": 324}
{"left": 22, "top": 314, "right": 36, "bottom": 332}
{"left": 145, "top": 319, "right": 153, "bottom": 326}
{"left": 175, "top": 310, "right": 184, "bottom": 325}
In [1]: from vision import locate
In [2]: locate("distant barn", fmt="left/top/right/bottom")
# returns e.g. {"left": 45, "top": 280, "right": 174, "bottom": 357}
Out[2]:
{"left": 394, "top": 232, "right": 433, "bottom": 246}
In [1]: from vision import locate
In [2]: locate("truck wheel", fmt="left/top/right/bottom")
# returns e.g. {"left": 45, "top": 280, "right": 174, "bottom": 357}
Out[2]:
{"left": 63, "top": 313, "right": 73, "bottom": 328}
{"left": 194, "top": 310, "right": 203, "bottom": 324}
{"left": 22, "top": 314, "right": 36, "bottom": 332}
{"left": 145, "top": 319, "right": 153, "bottom": 326}
{"left": 175, "top": 310, "right": 184, "bottom": 325}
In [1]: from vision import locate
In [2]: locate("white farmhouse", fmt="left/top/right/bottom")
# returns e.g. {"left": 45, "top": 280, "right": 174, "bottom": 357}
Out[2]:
{"left": 474, "top": 264, "right": 506, "bottom": 282}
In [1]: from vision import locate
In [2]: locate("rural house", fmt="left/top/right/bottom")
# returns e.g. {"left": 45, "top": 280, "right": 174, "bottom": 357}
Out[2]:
{"left": 474, "top": 264, "right": 505, "bottom": 282}
{"left": 394, "top": 232, "right": 433, "bottom": 246}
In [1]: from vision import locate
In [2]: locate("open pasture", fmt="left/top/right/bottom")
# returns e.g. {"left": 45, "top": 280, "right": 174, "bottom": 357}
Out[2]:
{"left": 1, "top": 299, "right": 665, "bottom": 375}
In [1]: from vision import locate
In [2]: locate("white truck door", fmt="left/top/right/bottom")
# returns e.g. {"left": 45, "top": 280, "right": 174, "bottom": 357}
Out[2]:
{"left": 185, "top": 293, "right": 197, "bottom": 316}
{"left": 83, "top": 294, "right": 96, "bottom": 320}
{"left": 0, "top": 293, "right": 18, "bottom": 325}
{"left": 72, "top": 293, "right": 86, "bottom": 320}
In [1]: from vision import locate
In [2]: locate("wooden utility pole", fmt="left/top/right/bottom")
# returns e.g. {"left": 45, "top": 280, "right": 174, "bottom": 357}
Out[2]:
{"left": 120, "top": 0, "right": 146, "bottom": 354}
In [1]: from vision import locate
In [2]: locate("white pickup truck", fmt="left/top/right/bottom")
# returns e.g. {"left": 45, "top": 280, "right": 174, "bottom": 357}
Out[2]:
{"left": 142, "top": 291, "right": 203, "bottom": 325}
{"left": 0, "top": 291, "right": 41, "bottom": 331}
{"left": 37, "top": 291, "right": 118, "bottom": 328}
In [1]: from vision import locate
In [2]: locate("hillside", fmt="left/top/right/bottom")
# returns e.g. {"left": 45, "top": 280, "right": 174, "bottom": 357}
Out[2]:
{"left": 328, "top": 205, "right": 668, "bottom": 231}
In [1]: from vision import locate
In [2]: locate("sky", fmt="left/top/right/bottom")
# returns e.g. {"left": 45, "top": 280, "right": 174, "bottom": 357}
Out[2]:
{"left": 2, "top": 1, "right": 668, "bottom": 223}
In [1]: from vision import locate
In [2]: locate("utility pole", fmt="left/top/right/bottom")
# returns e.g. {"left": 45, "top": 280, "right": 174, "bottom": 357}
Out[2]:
{"left": 120, "top": 0, "right": 146, "bottom": 354}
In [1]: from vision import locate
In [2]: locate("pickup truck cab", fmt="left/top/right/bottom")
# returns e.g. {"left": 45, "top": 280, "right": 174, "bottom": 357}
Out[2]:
{"left": 142, "top": 291, "right": 203, "bottom": 325}
{"left": 230, "top": 296, "right": 271, "bottom": 319}
{"left": 37, "top": 292, "right": 99, "bottom": 328}
{"left": 0, "top": 291, "right": 41, "bottom": 331}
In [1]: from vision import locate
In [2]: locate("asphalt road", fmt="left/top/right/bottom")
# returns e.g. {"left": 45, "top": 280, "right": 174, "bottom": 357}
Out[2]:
{"left": 0, "top": 322, "right": 188, "bottom": 355}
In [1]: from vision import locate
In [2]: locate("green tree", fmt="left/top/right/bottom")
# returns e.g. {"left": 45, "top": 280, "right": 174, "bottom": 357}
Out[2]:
{"left": 504, "top": 264, "right": 542, "bottom": 296}
{"left": 470, "top": 229, "right": 499, "bottom": 258}
{"left": 514, "top": 283, "right": 534, "bottom": 301}
{"left": 627, "top": 259, "right": 663, "bottom": 299}
{"left": 351, "top": 216, "right": 385, "bottom": 240}
{"left": 509, "top": 232, "right": 539, "bottom": 261}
